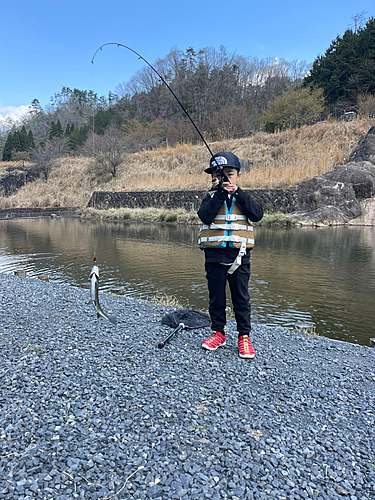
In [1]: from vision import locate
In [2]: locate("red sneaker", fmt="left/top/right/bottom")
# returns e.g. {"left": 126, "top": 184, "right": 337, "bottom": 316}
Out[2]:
{"left": 238, "top": 335, "right": 255, "bottom": 358}
{"left": 202, "top": 331, "right": 226, "bottom": 350}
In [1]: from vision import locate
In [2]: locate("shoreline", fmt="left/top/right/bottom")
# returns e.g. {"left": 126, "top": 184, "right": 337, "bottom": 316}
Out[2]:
{"left": 1, "top": 273, "right": 374, "bottom": 499}
{"left": 0, "top": 206, "right": 296, "bottom": 227}
{"left": 1, "top": 205, "right": 373, "bottom": 227}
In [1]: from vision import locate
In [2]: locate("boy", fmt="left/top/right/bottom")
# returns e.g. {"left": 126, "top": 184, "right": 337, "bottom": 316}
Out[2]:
{"left": 197, "top": 152, "right": 263, "bottom": 358}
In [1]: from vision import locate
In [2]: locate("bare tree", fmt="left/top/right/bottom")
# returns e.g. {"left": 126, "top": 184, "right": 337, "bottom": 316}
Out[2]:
{"left": 125, "top": 66, "right": 158, "bottom": 95}
{"left": 11, "top": 151, "right": 30, "bottom": 165}
{"left": 121, "top": 119, "right": 164, "bottom": 151}
{"left": 30, "top": 137, "right": 68, "bottom": 180}
{"left": 89, "top": 124, "right": 129, "bottom": 178}
{"left": 165, "top": 118, "right": 196, "bottom": 146}
{"left": 349, "top": 11, "right": 367, "bottom": 33}
{"left": 288, "top": 60, "right": 311, "bottom": 87}
{"left": 21, "top": 107, "right": 51, "bottom": 146}
{"left": 211, "top": 106, "right": 250, "bottom": 140}
{"left": 357, "top": 93, "right": 375, "bottom": 118}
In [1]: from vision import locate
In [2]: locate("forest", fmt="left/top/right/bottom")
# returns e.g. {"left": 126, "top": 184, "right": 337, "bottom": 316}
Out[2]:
{"left": 1, "top": 16, "right": 375, "bottom": 170}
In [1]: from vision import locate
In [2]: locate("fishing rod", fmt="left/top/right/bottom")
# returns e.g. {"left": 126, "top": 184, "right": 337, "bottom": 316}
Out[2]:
{"left": 91, "top": 42, "right": 228, "bottom": 185}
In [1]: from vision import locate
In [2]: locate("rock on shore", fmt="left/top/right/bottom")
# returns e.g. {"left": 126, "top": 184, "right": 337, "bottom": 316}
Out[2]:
{"left": 0, "top": 273, "right": 374, "bottom": 499}
{"left": 291, "top": 126, "right": 375, "bottom": 226}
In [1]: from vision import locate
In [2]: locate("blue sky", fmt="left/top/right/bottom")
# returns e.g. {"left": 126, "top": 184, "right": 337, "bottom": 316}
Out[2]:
{"left": 0, "top": 0, "right": 373, "bottom": 124}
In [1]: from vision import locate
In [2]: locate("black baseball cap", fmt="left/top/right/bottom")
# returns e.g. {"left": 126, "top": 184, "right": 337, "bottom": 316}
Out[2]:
{"left": 205, "top": 151, "right": 241, "bottom": 174}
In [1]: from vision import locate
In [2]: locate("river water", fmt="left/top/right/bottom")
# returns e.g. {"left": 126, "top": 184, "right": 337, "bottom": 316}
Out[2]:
{"left": 1, "top": 217, "right": 374, "bottom": 346}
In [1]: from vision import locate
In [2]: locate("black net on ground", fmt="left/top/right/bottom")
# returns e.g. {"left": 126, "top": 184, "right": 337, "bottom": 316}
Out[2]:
{"left": 161, "top": 309, "right": 211, "bottom": 330}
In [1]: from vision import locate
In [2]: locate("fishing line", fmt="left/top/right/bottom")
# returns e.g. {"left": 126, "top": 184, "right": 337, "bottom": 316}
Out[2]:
{"left": 90, "top": 62, "right": 96, "bottom": 263}
{"left": 91, "top": 42, "right": 228, "bottom": 184}
{"left": 90, "top": 61, "right": 96, "bottom": 163}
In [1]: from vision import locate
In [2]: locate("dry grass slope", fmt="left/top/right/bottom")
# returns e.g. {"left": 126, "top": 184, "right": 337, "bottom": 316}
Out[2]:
{"left": 0, "top": 119, "right": 372, "bottom": 209}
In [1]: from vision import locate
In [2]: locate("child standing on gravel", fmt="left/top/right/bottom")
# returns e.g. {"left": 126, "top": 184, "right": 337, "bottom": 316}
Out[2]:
{"left": 197, "top": 152, "right": 263, "bottom": 358}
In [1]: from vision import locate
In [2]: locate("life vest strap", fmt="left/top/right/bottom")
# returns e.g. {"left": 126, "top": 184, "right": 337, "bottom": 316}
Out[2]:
{"left": 228, "top": 242, "right": 247, "bottom": 274}
{"left": 200, "top": 223, "right": 253, "bottom": 232}
{"left": 215, "top": 214, "right": 247, "bottom": 221}
{"left": 198, "top": 235, "right": 255, "bottom": 245}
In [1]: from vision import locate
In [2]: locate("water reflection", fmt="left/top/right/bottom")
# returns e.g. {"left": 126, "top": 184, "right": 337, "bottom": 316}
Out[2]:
{"left": 252, "top": 227, "right": 375, "bottom": 345}
{"left": 0, "top": 218, "right": 374, "bottom": 346}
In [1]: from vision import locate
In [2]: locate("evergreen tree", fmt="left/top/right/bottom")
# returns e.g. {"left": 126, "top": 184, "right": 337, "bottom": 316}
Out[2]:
{"left": 68, "top": 125, "right": 78, "bottom": 149}
{"left": 304, "top": 17, "right": 375, "bottom": 106}
{"left": 19, "top": 126, "right": 29, "bottom": 151}
{"left": 348, "top": 18, "right": 375, "bottom": 98}
{"left": 68, "top": 125, "right": 89, "bottom": 150}
{"left": 55, "top": 120, "right": 63, "bottom": 137}
{"left": 93, "top": 108, "right": 119, "bottom": 134}
{"left": 12, "top": 131, "right": 22, "bottom": 153}
{"left": 2, "top": 132, "right": 13, "bottom": 161}
{"left": 49, "top": 122, "right": 56, "bottom": 140}
{"left": 49, "top": 120, "right": 64, "bottom": 139}
{"left": 30, "top": 98, "right": 43, "bottom": 114}
{"left": 65, "top": 123, "right": 72, "bottom": 136}
{"left": 28, "top": 129, "right": 35, "bottom": 150}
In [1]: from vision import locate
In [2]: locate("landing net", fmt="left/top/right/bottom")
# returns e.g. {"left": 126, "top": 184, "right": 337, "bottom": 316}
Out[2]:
{"left": 161, "top": 309, "right": 211, "bottom": 330}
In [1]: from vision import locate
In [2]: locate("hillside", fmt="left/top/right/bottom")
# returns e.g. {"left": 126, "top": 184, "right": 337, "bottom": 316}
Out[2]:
{"left": 0, "top": 118, "right": 372, "bottom": 209}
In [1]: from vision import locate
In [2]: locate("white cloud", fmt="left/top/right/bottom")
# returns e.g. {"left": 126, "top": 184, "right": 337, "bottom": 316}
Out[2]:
{"left": 0, "top": 105, "right": 32, "bottom": 127}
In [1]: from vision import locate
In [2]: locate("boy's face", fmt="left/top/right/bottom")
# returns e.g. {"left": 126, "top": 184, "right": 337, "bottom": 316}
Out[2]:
{"left": 214, "top": 167, "right": 241, "bottom": 186}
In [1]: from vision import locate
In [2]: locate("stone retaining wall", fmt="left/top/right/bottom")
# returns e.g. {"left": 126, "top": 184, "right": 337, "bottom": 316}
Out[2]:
{"left": 87, "top": 189, "right": 298, "bottom": 213}
{"left": 0, "top": 165, "right": 42, "bottom": 197}
{"left": 0, "top": 207, "right": 80, "bottom": 220}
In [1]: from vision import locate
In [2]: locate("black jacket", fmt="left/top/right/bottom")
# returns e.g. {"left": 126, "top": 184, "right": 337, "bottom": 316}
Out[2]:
{"left": 197, "top": 187, "right": 263, "bottom": 264}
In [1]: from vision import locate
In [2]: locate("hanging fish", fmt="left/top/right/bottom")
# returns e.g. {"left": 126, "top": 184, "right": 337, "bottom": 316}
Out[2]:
{"left": 89, "top": 265, "right": 117, "bottom": 324}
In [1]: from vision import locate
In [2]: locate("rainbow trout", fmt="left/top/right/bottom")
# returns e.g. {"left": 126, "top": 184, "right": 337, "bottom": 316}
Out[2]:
{"left": 89, "top": 265, "right": 117, "bottom": 324}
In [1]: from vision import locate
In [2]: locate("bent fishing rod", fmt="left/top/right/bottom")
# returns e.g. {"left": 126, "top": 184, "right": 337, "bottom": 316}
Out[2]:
{"left": 91, "top": 42, "right": 228, "bottom": 185}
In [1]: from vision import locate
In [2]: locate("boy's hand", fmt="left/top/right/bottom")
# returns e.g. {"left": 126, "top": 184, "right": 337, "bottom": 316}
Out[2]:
{"left": 222, "top": 181, "right": 238, "bottom": 194}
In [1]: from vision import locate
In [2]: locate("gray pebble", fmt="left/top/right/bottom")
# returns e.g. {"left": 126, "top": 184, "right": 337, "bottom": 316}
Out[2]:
{"left": 0, "top": 273, "right": 374, "bottom": 499}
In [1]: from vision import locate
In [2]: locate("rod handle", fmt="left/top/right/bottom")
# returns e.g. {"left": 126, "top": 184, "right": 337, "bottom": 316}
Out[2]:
{"left": 157, "top": 324, "right": 184, "bottom": 348}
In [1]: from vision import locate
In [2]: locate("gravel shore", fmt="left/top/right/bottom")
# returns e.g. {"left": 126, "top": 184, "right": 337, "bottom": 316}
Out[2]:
{"left": 1, "top": 273, "right": 374, "bottom": 500}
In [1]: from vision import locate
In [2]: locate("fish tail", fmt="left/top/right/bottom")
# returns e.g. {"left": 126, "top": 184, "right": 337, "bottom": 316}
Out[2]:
{"left": 108, "top": 315, "right": 117, "bottom": 325}
{"left": 97, "top": 308, "right": 109, "bottom": 321}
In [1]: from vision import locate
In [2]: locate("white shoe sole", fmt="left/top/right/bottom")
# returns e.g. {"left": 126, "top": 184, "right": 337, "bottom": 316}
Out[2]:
{"left": 239, "top": 352, "right": 255, "bottom": 359}
{"left": 202, "top": 341, "right": 226, "bottom": 351}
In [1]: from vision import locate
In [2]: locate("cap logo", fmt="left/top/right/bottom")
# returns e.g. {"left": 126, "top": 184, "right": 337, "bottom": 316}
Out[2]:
{"left": 211, "top": 156, "right": 227, "bottom": 167}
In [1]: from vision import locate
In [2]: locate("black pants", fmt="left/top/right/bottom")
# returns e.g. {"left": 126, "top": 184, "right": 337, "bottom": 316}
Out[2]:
{"left": 205, "top": 261, "right": 251, "bottom": 337}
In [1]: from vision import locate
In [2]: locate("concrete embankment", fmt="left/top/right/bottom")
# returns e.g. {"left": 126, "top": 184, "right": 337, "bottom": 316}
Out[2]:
{"left": 0, "top": 207, "right": 80, "bottom": 220}
{"left": 0, "top": 273, "right": 374, "bottom": 499}
{"left": 87, "top": 189, "right": 296, "bottom": 214}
